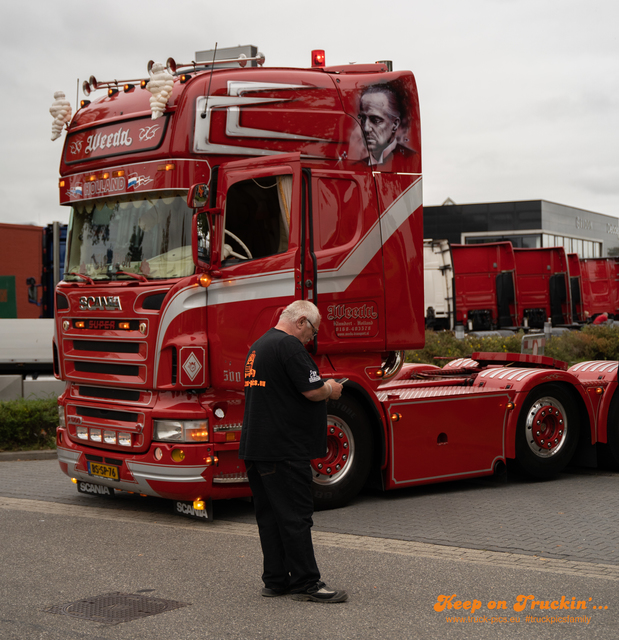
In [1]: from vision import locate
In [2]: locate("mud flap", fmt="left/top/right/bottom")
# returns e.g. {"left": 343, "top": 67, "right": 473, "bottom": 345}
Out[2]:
{"left": 173, "top": 499, "right": 213, "bottom": 522}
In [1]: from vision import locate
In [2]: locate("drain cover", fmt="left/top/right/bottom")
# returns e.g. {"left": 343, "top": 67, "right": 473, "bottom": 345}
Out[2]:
{"left": 44, "top": 592, "right": 189, "bottom": 625}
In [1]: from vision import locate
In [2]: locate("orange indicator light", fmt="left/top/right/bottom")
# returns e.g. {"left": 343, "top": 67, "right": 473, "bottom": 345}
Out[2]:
{"left": 199, "top": 273, "right": 212, "bottom": 288}
{"left": 118, "top": 322, "right": 131, "bottom": 330}
{"left": 75, "top": 321, "right": 85, "bottom": 329}
{"left": 190, "top": 430, "right": 209, "bottom": 442}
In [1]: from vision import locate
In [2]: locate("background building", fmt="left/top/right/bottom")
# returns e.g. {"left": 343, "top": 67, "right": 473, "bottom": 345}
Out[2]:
{"left": 423, "top": 200, "right": 619, "bottom": 258}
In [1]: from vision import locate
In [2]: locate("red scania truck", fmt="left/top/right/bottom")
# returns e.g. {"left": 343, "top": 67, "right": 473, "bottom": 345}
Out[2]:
{"left": 52, "top": 47, "right": 619, "bottom": 519}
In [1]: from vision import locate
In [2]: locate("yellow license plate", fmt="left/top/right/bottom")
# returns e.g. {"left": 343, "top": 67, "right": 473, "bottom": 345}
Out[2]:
{"left": 88, "top": 462, "right": 120, "bottom": 481}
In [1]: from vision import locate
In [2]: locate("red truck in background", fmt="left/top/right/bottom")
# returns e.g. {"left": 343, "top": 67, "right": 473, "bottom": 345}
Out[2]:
{"left": 578, "top": 257, "right": 619, "bottom": 321}
{"left": 425, "top": 241, "right": 619, "bottom": 330}
{"left": 450, "top": 242, "right": 519, "bottom": 331}
{"left": 51, "top": 47, "right": 619, "bottom": 520}
{"left": 513, "top": 247, "right": 572, "bottom": 329}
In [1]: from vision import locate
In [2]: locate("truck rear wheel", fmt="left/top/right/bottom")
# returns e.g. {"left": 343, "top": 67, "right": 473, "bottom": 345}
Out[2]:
{"left": 311, "top": 395, "right": 372, "bottom": 510}
{"left": 514, "top": 383, "right": 580, "bottom": 478}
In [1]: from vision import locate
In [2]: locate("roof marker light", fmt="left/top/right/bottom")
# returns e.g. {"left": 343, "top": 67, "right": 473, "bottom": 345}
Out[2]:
{"left": 311, "top": 50, "right": 326, "bottom": 68}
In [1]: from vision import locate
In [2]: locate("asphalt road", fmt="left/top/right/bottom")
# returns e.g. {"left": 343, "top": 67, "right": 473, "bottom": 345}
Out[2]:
{"left": 1, "top": 455, "right": 618, "bottom": 639}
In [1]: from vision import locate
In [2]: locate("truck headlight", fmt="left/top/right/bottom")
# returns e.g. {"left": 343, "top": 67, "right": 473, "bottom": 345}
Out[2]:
{"left": 58, "top": 406, "right": 66, "bottom": 429}
{"left": 153, "top": 420, "right": 209, "bottom": 443}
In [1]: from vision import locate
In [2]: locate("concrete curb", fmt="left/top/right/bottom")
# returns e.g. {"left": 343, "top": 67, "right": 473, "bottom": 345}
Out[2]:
{"left": 0, "top": 450, "right": 57, "bottom": 462}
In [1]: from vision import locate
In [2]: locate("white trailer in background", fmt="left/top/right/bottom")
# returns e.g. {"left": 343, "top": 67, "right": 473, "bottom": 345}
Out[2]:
{"left": 423, "top": 239, "right": 454, "bottom": 330}
{"left": 0, "top": 319, "right": 64, "bottom": 400}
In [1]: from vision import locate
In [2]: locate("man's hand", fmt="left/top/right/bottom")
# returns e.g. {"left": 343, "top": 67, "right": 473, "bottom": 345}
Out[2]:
{"left": 303, "top": 379, "right": 344, "bottom": 402}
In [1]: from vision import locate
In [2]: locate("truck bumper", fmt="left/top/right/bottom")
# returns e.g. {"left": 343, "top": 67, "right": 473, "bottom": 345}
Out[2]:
{"left": 56, "top": 431, "right": 251, "bottom": 502}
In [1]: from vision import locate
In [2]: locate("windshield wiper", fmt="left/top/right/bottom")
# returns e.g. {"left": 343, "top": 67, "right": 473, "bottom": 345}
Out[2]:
{"left": 113, "top": 270, "right": 149, "bottom": 282}
{"left": 67, "top": 272, "right": 95, "bottom": 284}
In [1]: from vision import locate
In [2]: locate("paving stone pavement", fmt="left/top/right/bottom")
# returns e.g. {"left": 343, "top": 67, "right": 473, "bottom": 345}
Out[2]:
{"left": 2, "top": 457, "right": 619, "bottom": 567}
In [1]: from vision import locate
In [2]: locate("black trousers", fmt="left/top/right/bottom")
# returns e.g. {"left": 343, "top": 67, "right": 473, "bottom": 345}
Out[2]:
{"left": 245, "top": 459, "right": 321, "bottom": 592}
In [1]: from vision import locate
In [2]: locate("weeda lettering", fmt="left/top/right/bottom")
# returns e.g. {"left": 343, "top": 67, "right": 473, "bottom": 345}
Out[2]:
{"left": 327, "top": 303, "right": 378, "bottom": 321}
{"left": 84, "top": 127, "right": 133, "bottom": 155}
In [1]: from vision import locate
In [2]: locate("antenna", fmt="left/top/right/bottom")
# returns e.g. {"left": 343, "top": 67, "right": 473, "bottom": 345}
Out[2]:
{"left": 201, "top": 43, "right": 218, "bottom": 120}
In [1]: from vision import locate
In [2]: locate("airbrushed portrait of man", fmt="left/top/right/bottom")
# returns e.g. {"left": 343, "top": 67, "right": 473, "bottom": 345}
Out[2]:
{"left": 356, "top": 83, "right": 416, "bottom": 171}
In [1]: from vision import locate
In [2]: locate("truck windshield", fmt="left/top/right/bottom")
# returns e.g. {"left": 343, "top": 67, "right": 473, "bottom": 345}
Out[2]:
{"left": 64, "top": 193, "right": 196, "bottom": 281}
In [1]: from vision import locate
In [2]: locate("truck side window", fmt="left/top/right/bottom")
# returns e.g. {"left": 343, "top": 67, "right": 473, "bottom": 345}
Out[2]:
{"left": 223, "top": 175, "right": 291, "bottom": 263}
{"left": 313, "top": 178, "right": 361, "bottom": 251}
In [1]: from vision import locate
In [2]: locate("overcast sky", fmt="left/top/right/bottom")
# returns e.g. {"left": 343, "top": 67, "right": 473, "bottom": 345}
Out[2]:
{"left": 1, "top": 0, "right": 617, "bottom": 227}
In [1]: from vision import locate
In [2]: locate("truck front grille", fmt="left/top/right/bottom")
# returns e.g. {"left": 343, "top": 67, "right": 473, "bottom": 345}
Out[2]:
{"left": 76, "top": 406, "right": 139, "bottom": 423}
{"left": 63, "top": 336, "right": 148, "bottom": 385}
{"left": 74, "top": 361, "right": 140, "bottom": 376}
{"left": 73, "top": 340, "right": 140, "bottom": 354}
{"left": 78, "top": 386, "right": 142, "bottom": 402}
{"left": 66, "top": 402, "right": 145, "bottom": 452}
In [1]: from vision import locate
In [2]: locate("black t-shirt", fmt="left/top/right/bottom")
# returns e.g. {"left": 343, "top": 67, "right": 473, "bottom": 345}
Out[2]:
{"left": 239, "top": 328, "right": 327, "bottom": 461}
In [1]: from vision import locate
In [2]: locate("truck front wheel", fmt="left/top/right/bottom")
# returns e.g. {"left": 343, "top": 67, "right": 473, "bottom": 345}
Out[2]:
{"left": 311, "top": 395, "right": 373, "bottom": 510}
{"left": 514, "top": 383, "right": 580, "bottom": 478}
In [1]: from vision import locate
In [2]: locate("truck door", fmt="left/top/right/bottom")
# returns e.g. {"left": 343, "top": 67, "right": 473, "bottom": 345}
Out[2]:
{"left": 206, "top": 154, "right": 302, "bottom": 390}
{"left": 307, "top": 169, "right": 388, "bottom": 355}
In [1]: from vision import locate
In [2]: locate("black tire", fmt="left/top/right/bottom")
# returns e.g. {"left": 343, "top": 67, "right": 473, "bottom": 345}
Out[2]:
{"left": 311, "top": 395, "right": 373, "bottom": 510}
{"left": 514, "top": 383, "right": 580, "bottom": 478}
{"left": 598, "top": 392, "right": 619, "bottom": 470}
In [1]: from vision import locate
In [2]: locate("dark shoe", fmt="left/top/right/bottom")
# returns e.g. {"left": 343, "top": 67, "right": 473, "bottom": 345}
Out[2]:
{"left": 291, "top": 582, "right": 348, "bottom": 603}
{"left": 261, "top": 587, "right": 289, "bottom": 597}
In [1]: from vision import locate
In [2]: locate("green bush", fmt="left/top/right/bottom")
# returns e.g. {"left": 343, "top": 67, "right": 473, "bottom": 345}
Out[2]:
{"left": 407, "top": 326, "right": 619, "bottom": 368}
{"left": 0, "top": 398, "right": 58, "bottom": 451}
{"left": 545, "top": 325, "right": 619, "bottom": 364}
{"left": 407, "top": 330, "right": 524, "bottom": 365}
